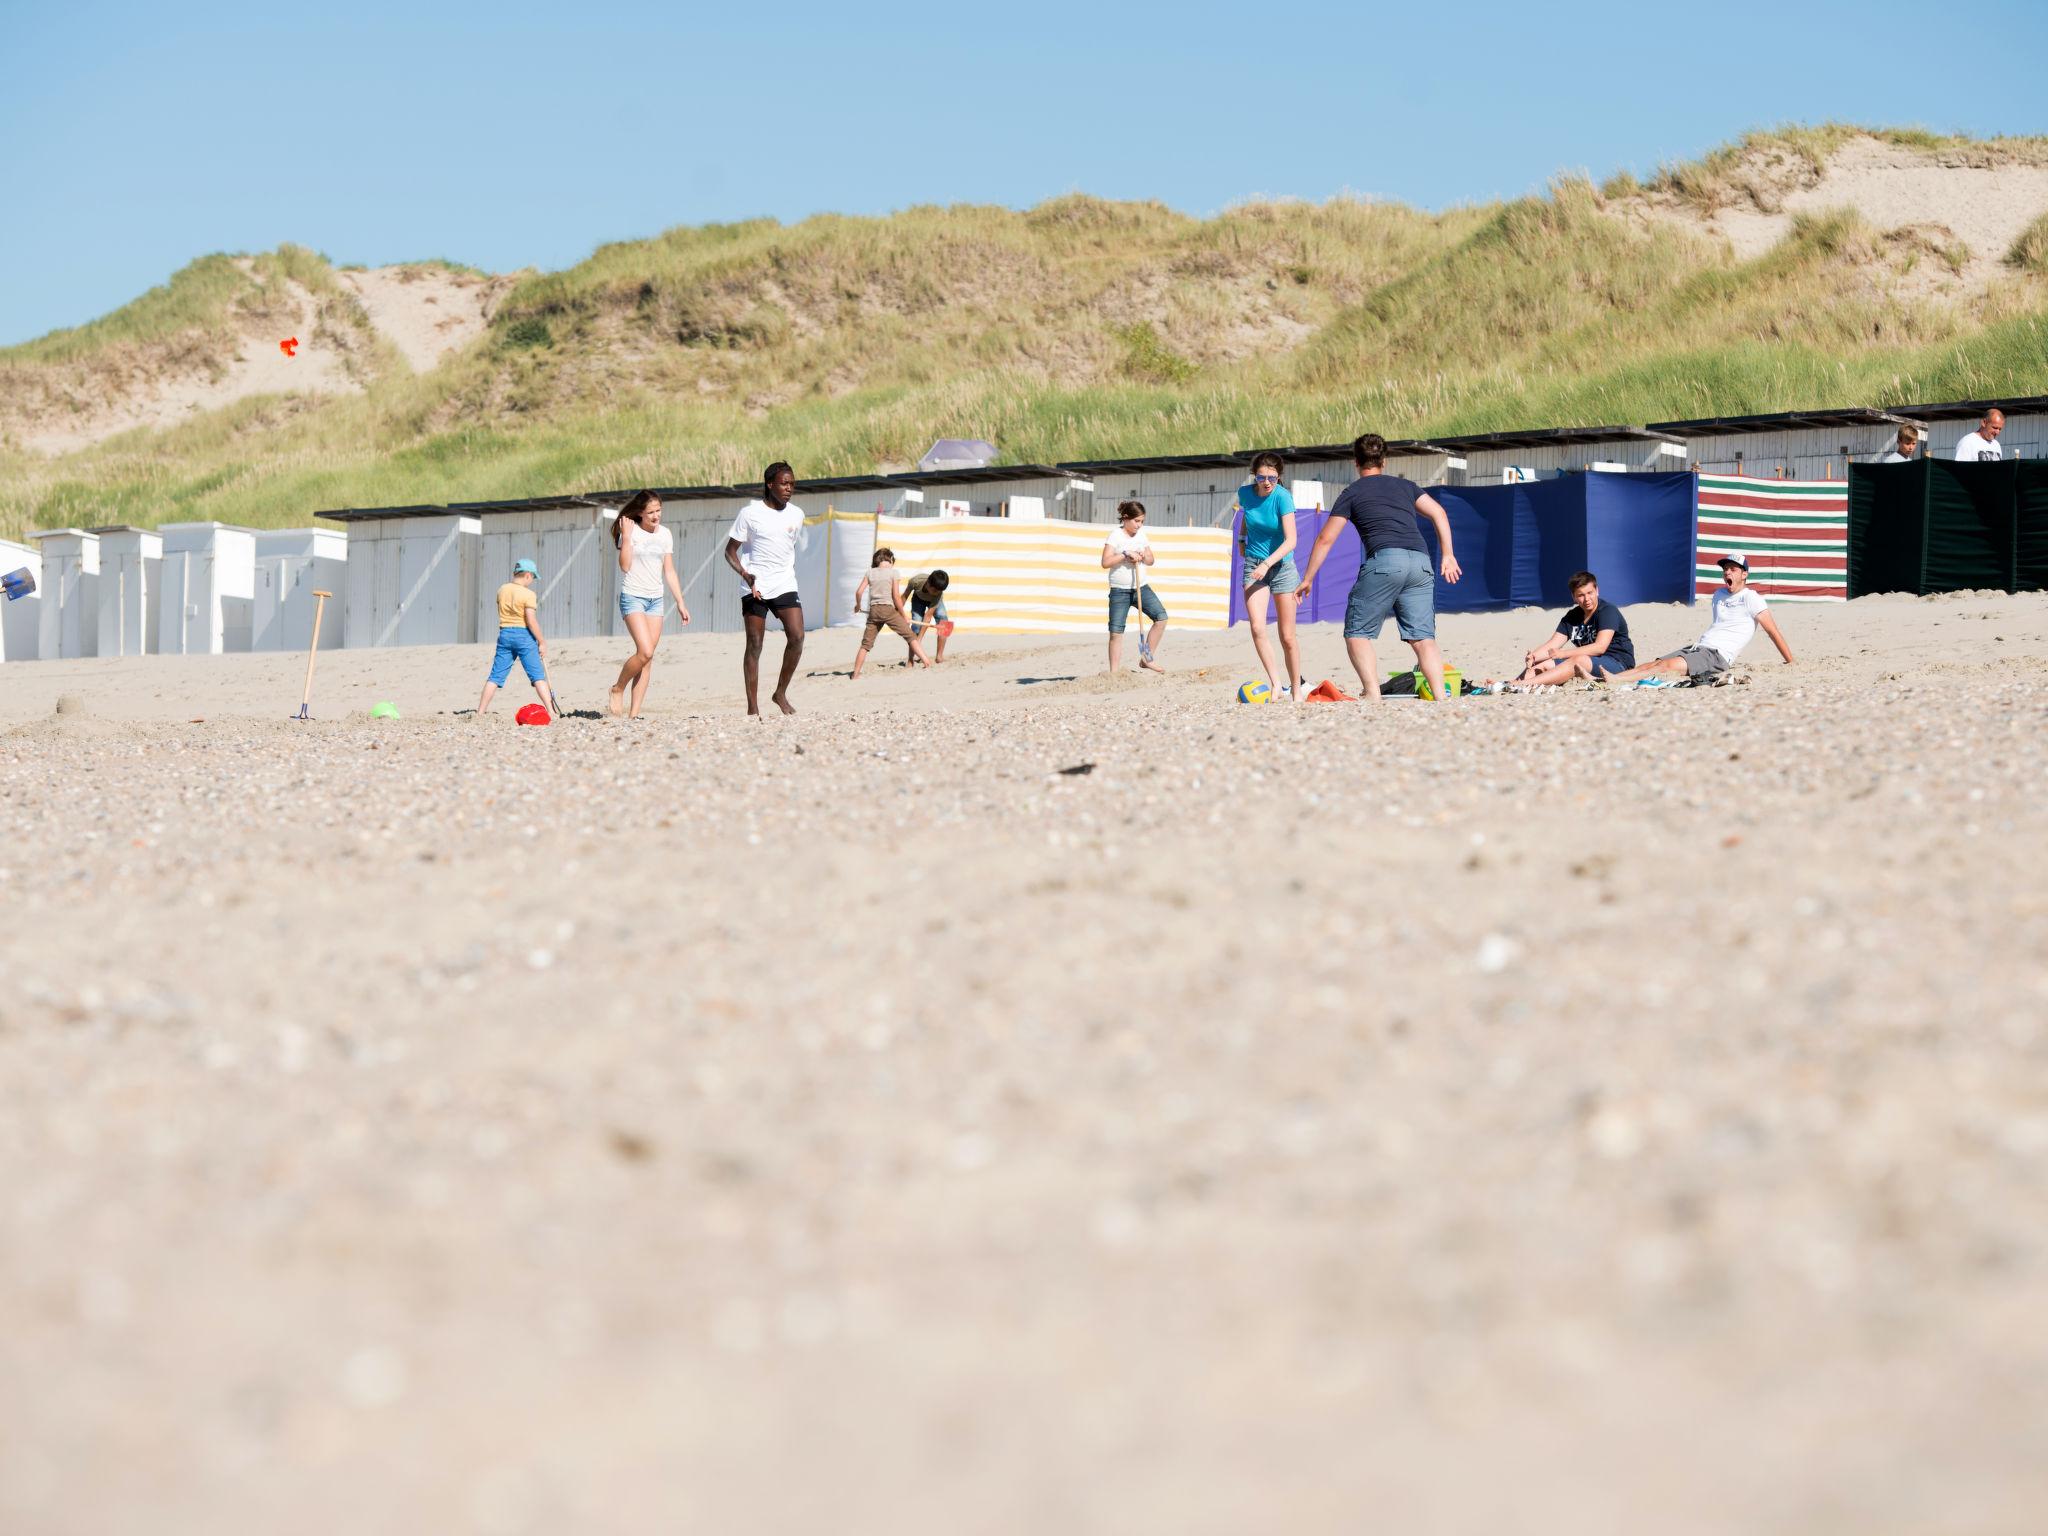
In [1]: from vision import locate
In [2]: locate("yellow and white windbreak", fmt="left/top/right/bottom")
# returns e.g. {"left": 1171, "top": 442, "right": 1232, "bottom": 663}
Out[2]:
{"left": 868, "top": 514, "right": 1232, "bottom": 634}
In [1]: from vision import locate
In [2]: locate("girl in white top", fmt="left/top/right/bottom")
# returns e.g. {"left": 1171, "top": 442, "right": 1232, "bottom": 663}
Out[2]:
{"left": 609, "top": 490, "right": 692, "bottom": 719}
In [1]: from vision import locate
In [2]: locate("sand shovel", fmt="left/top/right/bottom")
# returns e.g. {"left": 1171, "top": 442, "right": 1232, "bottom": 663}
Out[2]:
{"left": 292, "top": 589, "right": 333, "bottom": 720}
{"left": 1134, "top": 560, "right": 1156, "bottom": 667}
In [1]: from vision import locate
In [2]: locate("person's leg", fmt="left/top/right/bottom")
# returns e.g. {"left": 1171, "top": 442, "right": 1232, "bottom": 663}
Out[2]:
{"left": 771, "top": 601, "right": 804, "bottom": 715}
{"left": 1519, "top": 654, "right": 1592, "bottom": 687}
{"left": 629, "top": 657, "right": 653, "bottom": 717}
{"left": 612, "top": 610, "right": 659, "bottom": 713}
{"left": 932, "top": 600, "right": 950, "bottom": 663}
{"left": 887, "top": 608, "right": 929, "bottom": 667}
{"left": 516, "top": 637, "right": 557, "bottom": 714}
{"left": 1107, "top": 589, "right": 1129, "bottom": 671}
{"left": 1345, "top": 636, "right": 1380, "bottom": 698}
{"left": 1604, "top": 653, "right": 1688, "bottom": 685}
{"left": 1244, "top": 585, "right": 1279, "bottom": 690}
{"left": 1410, "top": 637, "right": 1449, "bottom": 701}
{"left": 1343, "top": 561, "right": 1393, "bottom": 700}
{"left": 480, "top": 633, "right": 516, "bottom": 712}
{"left": 854, "top": 612, "right": 884, "bottom": 678}
{"left": 742, "top": 611, "right": 767, "bottom": 715}
{"left": 1274, "top": 589, "right": 1302, "bottom": 700}
{"left": 1140, "top": 587, "right": 1167, "bottom": 673}
{"left": 1390, "top": 553, "right": 1446, "bottom": 700}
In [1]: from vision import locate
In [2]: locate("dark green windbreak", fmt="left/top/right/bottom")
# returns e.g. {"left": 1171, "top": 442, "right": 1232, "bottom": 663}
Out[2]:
{"left": 1849, "top": 460, "right": 2048, "bottom": 596}
{"left": 1848, "top": 459, "right": 1927, "bottom": 597}
{"left": 2018, "top": 463, "right": 2048, "bottom": 593}
{"left": 1923, "top": 461, "right": 2018, "bottom": 593}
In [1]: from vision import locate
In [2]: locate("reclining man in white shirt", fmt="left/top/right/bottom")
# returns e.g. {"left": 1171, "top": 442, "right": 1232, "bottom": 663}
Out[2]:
{"left": 1598, "top": 553, "right": 1795, "bottom": 687}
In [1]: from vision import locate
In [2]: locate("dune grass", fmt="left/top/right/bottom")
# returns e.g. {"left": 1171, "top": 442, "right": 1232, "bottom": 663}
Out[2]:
{"left": 3, "top": 129, "right": 2046, "bottom": 542}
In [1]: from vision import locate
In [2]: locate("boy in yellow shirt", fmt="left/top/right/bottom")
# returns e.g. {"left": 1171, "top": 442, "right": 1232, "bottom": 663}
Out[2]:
{"left": 477, "top": 559, "right": 559, "bottom": 716}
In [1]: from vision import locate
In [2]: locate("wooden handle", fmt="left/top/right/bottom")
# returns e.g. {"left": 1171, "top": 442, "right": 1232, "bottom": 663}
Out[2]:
{"left": 300, "top": 591, "right": 330, "bottom": 709}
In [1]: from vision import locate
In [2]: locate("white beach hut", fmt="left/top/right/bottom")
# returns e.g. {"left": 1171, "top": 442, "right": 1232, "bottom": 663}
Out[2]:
{"left": 252, "top": 528, "right": 347, "bottom": 652}
{"left": 457, "top": 496, "right": 619, "bottom": 643}
{"left": 93, "top": 526, "right": 163, "bottom": 658}
{"left": 157, "top": 523, "right": 257, "bottom": 655}
{"left": 321, "top": 508, "right": 482, "bottom": 649}
{"left": 31, "top": 528, "right": 99, "bottom": 660}
{"left": 0, "top": 536, "right": 43, "bottom": 663}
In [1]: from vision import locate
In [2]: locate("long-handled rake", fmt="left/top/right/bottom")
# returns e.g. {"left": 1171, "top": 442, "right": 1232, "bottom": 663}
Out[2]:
{"left": 292, "top": 590, "right": 333, "bottom": 720}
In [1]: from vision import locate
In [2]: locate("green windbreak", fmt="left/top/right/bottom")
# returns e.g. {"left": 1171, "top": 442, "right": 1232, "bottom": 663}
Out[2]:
{"left": 1850, "top": 460, "right": 2048, "bottom": 595}
{"left": 1923, "top": 461, "right": 2018, "bottom": 594}
{"left": 2017, "top": 463, "right": 2048, "bottom": 593}
{"left": 1848, "top": 460, "right": 1928, "bottom": 597}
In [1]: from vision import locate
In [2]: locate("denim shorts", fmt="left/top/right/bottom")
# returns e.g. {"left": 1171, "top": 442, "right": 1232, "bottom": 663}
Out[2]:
{"left": 1244, "top": 554, "right": 1300, "bottom": 597}
{"left": 1107, "top": 584, "right": 1167, "bottom": 633}
{"left": 910, "top": 595, "right": 948, "bottom": 628}
{"left": 488, "top": 626, "right": 545, "bottom": 686}
{"left": 1344, "top": 547, "right": 1436, "bottom": 642}
{"left": 619, "top": 591, "right": 664, "bottom": 618}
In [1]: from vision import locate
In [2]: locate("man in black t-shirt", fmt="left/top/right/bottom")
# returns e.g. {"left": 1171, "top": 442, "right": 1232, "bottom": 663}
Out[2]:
{"left": 1506, "top": 570, "right": 1635, "bottom": 687}
{"left": 1297, "top": 432, "right": 1463, "bottom": 700}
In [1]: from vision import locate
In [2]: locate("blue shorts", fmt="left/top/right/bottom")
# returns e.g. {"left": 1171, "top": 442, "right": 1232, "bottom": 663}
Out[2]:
{"left": 1108, "top": 584, "right": 1167, "bottom": 633}
{"left": 619, "top": 591, "right": 664, "bottom": 618}
{"left": 1344, "top": 547, "right": 1436, "bottom": 642}
{"left": 488, "top": 626, "right": 545, "bottom": 686}
{"left": 910, "top": 595, "right": 948, "bottom": 630}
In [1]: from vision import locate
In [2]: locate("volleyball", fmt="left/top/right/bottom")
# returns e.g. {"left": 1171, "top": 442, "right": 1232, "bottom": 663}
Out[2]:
{"left": 1237, "top": 680, "right": 1273, "bottom": 704}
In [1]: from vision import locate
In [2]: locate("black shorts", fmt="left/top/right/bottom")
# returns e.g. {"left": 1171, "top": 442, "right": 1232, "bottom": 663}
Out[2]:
{"left": 741, "top": 589, "right": 803, "bottom": 619}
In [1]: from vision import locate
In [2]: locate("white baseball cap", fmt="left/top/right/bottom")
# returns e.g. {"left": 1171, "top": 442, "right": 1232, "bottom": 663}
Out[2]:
{"left": 1716, "top": 552, "right": 1749, "bottom": 571}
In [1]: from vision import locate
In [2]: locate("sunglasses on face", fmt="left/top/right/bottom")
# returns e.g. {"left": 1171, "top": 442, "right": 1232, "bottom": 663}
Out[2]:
{"left": 1253, "top": 474, "right": 1279, "bottom": 484}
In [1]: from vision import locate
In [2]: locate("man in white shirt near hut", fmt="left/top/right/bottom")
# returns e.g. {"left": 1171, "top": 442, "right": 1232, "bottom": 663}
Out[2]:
{"left": 1953, "top": 408, "right": 2005, "bottom": 462}
{"left": 724, "top": 461, "right": 808, "bottom": 716}
{"left": 1599, "top": 553, "right": 1794, "bottom": 686}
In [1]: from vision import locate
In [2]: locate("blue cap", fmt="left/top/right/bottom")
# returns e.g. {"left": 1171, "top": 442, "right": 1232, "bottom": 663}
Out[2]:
{"left": 513, "top": 558, "right": 538, "bottom": 576}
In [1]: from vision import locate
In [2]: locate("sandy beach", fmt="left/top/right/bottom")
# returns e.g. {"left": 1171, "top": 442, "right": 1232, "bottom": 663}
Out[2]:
{"left": 5, "top": 592, "right": 2047, "bottom": 1534}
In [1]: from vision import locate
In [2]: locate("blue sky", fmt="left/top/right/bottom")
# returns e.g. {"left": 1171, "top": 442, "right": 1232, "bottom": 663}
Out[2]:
{"left": 4, "top": 0, "right": 2045, "bottom": 346}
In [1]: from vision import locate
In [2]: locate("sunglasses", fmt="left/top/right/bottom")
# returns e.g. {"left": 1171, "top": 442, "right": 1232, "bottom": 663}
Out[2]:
{"left": 1252, "top": 473, "right": 1279, "bottom": 484}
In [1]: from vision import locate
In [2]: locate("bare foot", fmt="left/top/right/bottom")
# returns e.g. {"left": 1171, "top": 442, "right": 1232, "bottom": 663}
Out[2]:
{"left": 607, "top": 686, "right": 625, "bottom": 717}
{"left": 1140, "top": 658, "right": 1166, "bottom": 674}
{"left": 772, "top": 692, "right": 797, "bottom": 716}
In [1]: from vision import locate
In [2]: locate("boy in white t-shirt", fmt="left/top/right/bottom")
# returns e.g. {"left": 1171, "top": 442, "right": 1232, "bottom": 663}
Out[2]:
{"left": 1101, "top": 500, "right": 1167, "bottom": 674}
{"left": 723, "top": 461, "right": 809, "bottom": 716}
{"left": 1601, "top": 553, "right": 1795, "bottom": 686}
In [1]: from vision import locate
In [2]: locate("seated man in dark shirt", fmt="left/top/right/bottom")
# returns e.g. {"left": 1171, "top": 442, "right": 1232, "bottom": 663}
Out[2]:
{"left": 1508, "top": 570, "right": 1635, "bottom": 686}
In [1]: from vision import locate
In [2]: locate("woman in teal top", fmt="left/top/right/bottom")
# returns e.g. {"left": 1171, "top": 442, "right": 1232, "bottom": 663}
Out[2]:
{"left": 1233, "top": 451, "right": 1303, "bottom": 701}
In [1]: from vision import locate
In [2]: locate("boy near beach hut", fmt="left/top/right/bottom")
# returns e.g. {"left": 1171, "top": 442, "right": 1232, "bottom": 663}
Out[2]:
{"left": 902, "top": 569, "right": 952, "bottom": 664}
{"left": 851, "top": 547, "right": 932, "bottom": 678}
{"left": 477, "top": 559, "right": 558, "bottom": 716}
{"left": 1600, "top": 553, "right": 1795, "bottom": 685}
{"left": 1104, "top": 500, "right": 1167, "bottom": 673}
